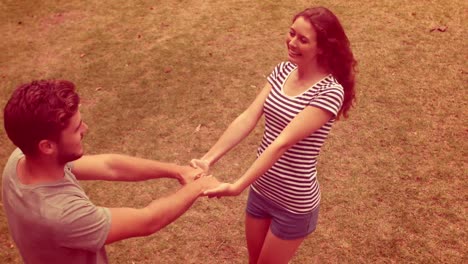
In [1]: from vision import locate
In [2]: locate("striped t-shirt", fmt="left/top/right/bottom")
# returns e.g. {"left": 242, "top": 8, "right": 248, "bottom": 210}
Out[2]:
{"left": 251, "top": 61, "right": 344, "bottom": 214}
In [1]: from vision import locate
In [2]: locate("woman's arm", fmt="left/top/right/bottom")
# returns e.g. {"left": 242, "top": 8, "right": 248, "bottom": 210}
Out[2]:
{"left": 204, "top": 105, "right": 333, "bottom": 197}
{"left": 192, "top": 83, "right": 271, "bottom": 170}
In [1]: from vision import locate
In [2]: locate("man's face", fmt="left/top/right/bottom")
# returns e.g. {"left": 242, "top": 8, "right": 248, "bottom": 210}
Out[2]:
{"left": 56, "top": 110, "right": 88, "bottom": 164}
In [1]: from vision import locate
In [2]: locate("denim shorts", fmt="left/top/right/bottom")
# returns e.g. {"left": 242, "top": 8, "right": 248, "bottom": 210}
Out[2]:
{"left": 246, "top": 188, "right": 320, "bottom": 240}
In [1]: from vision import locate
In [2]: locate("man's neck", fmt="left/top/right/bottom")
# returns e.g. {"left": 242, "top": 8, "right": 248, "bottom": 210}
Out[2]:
{"left": 18, "top": 156, "right": 66, "bottom": 185}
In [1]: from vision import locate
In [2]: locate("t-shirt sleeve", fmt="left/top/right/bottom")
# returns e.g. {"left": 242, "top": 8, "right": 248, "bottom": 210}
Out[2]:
{"left": 266, "top": 62, "right": 284, "bottom": 87}
{"left": 309, "top": 85, "right": 344, "bottom": 117}
{"left": 55, "top": 197, "right": 111, "bottom": 252}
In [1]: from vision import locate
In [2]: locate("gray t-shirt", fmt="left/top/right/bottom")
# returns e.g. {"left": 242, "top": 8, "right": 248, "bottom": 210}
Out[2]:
{"left": 2, "top": 149, "right": 111, "bottom": 264}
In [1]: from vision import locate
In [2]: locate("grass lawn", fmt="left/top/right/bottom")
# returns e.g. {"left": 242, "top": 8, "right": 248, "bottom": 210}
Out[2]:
{"left": 0, "top": 0, "right": 466, "bottom": 263}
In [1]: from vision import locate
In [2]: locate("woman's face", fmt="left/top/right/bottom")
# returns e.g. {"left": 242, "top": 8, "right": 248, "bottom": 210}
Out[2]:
{"left": 286, "top": 16, "right": 320, "bottom": 66}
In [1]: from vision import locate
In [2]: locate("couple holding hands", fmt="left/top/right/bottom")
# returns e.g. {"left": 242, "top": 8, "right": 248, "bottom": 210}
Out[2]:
{"left": 2, "top": 6, "right": 356, "bottom": 264}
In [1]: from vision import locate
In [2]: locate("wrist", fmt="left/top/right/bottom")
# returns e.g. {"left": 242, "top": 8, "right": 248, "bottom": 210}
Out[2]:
{"left": 174, "top": 164, "right": 185, "bottom": 180}
{"left": 201, "top": 156, "right": 214, "bottom": 167}
{"left": 232, "top": 181, "right": 244, "bottom": 196}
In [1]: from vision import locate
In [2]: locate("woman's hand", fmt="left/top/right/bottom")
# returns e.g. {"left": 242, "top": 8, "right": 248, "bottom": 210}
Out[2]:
{"left": 190, "top": 159, "right": 210, "bottom": 172}
{"left": 203, "top": 182, "right": 242, "bottom": 198}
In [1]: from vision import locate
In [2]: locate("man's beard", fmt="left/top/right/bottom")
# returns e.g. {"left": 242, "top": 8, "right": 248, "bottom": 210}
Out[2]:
{"left": 56, "top": 148, "right": 83, "bottom": 165}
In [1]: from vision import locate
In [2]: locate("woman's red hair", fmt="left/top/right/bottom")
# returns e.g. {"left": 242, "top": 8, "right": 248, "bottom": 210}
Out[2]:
{"left": 294, "top": 7, "right": 357, "bottom": 119}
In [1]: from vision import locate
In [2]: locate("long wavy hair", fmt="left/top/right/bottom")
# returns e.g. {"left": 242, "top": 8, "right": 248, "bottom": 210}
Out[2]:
{"left": 294, "top": 7, "right": 357, "bottom": 118}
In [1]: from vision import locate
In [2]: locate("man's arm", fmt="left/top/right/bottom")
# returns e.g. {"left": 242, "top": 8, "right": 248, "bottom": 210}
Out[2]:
{"left": 72, "top": 154, "right": 202, "bottom": 184}
{"left": 105, "top": 176, "right": 220, "bottom": 244}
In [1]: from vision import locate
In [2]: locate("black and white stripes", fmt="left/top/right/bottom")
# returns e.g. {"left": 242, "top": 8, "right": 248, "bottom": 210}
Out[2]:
{"left": 251, "top": 62, "right": 344, "bottom": 214}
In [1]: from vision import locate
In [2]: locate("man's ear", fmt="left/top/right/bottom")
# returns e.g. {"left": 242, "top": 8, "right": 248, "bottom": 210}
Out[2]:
{"left": 37, "top": 139, "right": 57, "bottom": 155}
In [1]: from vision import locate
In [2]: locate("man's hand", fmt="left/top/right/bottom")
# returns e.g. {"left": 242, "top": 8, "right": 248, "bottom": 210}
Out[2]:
{"left": 202, "top": 182, "right": 242, "bottom": 198}
{"left": 190, "top": 159, "right": 210, "bottom": 172}
{"left": 195, "top": 176, "right": 222, "bottom": 195}
{"left": 177, "top": 166, "right": 205, "bottom": 185}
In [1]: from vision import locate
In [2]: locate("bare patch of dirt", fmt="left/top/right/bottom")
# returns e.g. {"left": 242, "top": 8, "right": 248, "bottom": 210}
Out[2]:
{"left": 39, "top": 11, "right": 85, "bottom": 32}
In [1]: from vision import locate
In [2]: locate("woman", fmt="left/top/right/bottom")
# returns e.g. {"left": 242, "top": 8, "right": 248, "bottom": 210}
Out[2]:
{"left": 192, "top": 6, "right": 357, "bottom": 264}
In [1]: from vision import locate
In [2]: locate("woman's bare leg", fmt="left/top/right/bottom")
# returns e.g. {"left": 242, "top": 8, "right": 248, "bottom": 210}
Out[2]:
{"left": 257, "top": 229, "right": 306, "bottom": 264}
{"left": 245, "top": 214, "right": 271, "bottom": 264}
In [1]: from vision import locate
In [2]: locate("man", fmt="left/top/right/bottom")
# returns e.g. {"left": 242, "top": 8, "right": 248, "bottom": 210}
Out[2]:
{"left": 2, "top": 79, "right": 219, "bottom": 264}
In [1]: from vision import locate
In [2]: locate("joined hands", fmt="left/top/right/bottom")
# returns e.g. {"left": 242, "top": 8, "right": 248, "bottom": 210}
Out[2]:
{"left": 190, "top": 158, "right": 242, "bottom": 198}
{"left": 178, "top": 165, "right": 207, "bottom": 185}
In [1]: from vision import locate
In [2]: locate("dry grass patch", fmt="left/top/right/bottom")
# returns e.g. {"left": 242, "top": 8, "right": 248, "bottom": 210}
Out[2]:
{"left": 1, "top": 0, "right": 466, "bottom": 263}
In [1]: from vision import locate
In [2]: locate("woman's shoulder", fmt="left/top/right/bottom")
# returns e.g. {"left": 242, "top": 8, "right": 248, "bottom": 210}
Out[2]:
{"left": 270, "top": 61, "right": 296, "bottom": 76}
{"left": 276, "top": 61, "right": 296, "bottom": 70}
{"left": 320, "top": 75, "right": 344, "bottom": 91}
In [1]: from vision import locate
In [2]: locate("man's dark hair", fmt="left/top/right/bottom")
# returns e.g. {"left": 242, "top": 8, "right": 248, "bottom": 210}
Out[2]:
{"left": 4, "top": 80, "right": 80, "bottom": 155}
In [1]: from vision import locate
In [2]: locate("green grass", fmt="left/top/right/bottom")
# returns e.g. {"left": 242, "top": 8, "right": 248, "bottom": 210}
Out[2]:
{"left": 1, "top": 0, "right": 467, "bottom": 263}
